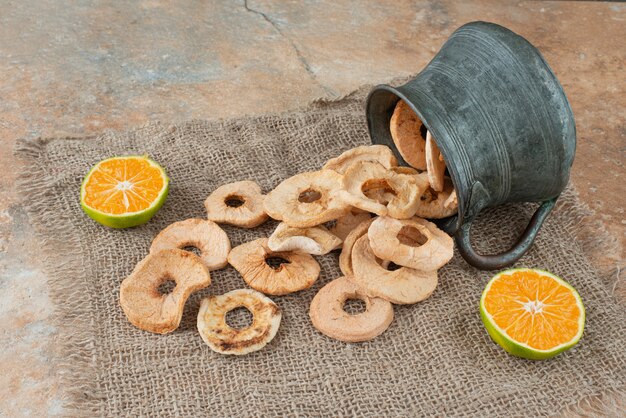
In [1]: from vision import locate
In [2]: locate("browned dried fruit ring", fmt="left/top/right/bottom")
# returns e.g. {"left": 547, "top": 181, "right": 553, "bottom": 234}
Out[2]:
{"left": 328, "top": 210, "right": 372, "bottom": 242}
{"left": 425, "top": 131, "right": 446, "bottom": 192}
{"left": 390, "top": 99, "right": 427, "bottom": 170}
{"left": 351, "top": 235, "right": 438, "bottom": 305}
{"left": 339, "top": 217, "right": 375, "bottom": 277}
{"left": 228, "top": 238, "right": 320, "bottom": 295}
{"left": 413, "top": 176, "right": 458, "bottom": 219}
{"left": 340, "top": 161, "right": 423, "bottom": 218}
{"left": 323, "top": 145, "right": 398, "bottom": 174}
{"left": 264, "top": 170, "right": 350, "bottom": 228}
{"left": 368, "top": 216, "right": 454, "bottom": 271}
{"left": 309, "top": 277, "right": 394, "bottom": 342}
{"left": 444, "top": 189, "right": 457, "bottom": 209}
{"left": 268, "top": 222, "right": 342, "bottom": 255}
{"left": 150, "top": 218, "right": 231, "bottom": 271}
{"left": 204, "top": 180, "right": 269, "bottom": 228}
{"left": 120, "top": 249, "right": 211, "bottom": 334}
{"left": 390, "top": 166, "right": 420, "bottom": 175}
{"left": 197, "top": 289, "right": 281, "bottom": 355}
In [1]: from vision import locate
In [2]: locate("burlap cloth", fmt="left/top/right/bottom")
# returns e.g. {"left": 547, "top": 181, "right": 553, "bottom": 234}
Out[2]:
{"left": 15, "top": 87, "right": 625, "bottom": 417}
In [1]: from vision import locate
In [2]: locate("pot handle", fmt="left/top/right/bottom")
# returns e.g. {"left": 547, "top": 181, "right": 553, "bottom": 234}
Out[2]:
{"left": 454, "top": 198, "right": 557, "bottom": 270}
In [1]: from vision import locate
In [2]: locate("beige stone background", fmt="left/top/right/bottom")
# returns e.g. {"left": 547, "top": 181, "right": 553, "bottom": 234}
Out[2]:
{"left": 0, "top": 0, "right": 624, "bottom": 416}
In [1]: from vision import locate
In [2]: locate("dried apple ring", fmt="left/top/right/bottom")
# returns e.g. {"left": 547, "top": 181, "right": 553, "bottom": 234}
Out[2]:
{"left": 264, "top": 170, "right": 350, "bottom": 228}
{"left": 413, "top": 177, "right": 458, "bottom": 219}
{"left": 339, "top": 217, "right": 375, "bottom": 277}
{"left": 390, "top": 166, "right": 420, "bottom": 175}
{"left": 328, "top": 210, "right": 372, "bottom": 242}
{"left": 268, "top": 222, "right": 342, "bottom": 255}
{"left": 368, "top": 216, "right": 453, "bottom": 271}
{"left": 228, "top": 238, "right": 320, "bottom": 295}
{"left": 351, "top": 235, "right": 438, "bottom": 305}
{"left": 150, "top": 218, "right": 231, "bottom": 271}
{"left": 197, "top": 289, "right": 281, "bottom": 355}
{"left": 339, "top": 161, "right": 423, "bottom": 218}
{"left": 120, "top": 249, "right": 211, "bottom": 334}
{"left": 309, "top": 277, "right": 394, "bottom": 342}
{"left": 444, "top": 189, "right": 457, "bottom": 209}
{"left": 390, "top": 99, "right": 427, "bottom": 170}
{"left": 323, "top": 145, "right": 398, "bottom": 174}
{"left": 425, "top": 131, "right": 447, "bottom": 192}
{"left": 204, "top": 180, "right": 269, "bottom": 228}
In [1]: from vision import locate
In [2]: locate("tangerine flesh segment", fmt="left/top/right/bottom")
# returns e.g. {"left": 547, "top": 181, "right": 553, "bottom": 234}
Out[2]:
{"left": 483, "top": 270, "right": 582, "bottom": 351}
{"left": 83, "top": 157, "right": 165, "bottom": 215}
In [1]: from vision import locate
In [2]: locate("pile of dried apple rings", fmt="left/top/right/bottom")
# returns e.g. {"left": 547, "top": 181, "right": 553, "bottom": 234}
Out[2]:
{"left": 119, "top": 100, "right": 457, "bottom": 353}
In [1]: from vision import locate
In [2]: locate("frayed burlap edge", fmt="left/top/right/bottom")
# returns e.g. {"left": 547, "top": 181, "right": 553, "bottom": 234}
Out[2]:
{"left": 551, "top": 189, "right": 624, "bottom": 417}
{"left": 15, "top": 137, "right": 104, "bottom": 416}
{"left": 14, "top": 110, "right": 624, "bottom": 416}
{"left": 557, "top": 387, "right": 625, "bottom": 418}
{"left": 553, "top": 187, "right": 622, "bottom": 300}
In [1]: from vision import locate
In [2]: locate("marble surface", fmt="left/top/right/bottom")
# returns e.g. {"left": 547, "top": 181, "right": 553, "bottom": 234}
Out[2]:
{"left": 0, "top": 1, "right": 623, "bottom": 416}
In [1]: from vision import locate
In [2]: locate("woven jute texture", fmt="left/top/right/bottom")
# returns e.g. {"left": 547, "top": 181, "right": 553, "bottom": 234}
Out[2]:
{"left": 15, "top": 88, "right": 625, "bottom": 417}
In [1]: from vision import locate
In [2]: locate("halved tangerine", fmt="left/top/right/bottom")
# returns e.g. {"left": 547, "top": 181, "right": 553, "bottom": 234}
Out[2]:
{"left": 480, "top": 268, "right": 585, "bottom": 360}
{"left": 80, "top": 156, "right": 169, "bottom": 228}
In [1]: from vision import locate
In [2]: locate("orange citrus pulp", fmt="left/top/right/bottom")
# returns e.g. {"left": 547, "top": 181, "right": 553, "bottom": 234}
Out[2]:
{"left": 80, "top": 156, "right": 169, "bottom": 228}
{"left": 480, "top": 268, "right": 584, "bottom": 359}
{"left": 83, "top": 156, "right": 166, "bottom": 215}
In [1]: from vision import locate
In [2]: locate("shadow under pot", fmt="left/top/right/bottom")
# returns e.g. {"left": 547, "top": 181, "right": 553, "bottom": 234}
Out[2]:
{"left": 366, "top": 21, "right": 576, "bottom": 271}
